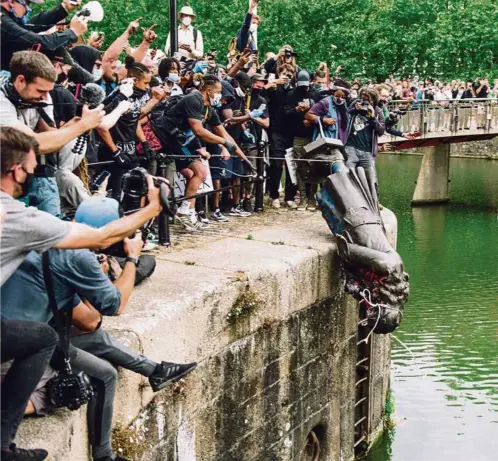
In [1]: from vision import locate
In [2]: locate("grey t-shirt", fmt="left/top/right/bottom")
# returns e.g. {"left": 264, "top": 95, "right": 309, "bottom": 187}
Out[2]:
{"left": 1, "top": 248, "right": 121, "bottom": 322}
{"left": 0, "top": 191, "right": 71, "bottom": 285}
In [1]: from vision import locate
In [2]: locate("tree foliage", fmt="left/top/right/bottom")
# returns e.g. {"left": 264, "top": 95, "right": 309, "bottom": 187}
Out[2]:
{"left": 36, "top": 0, "right": 497, "bottom": 80}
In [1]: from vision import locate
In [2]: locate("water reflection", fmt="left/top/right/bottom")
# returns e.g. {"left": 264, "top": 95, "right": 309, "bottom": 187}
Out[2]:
{"left": 367, "top": 155, "right": 498, "bottom": 461}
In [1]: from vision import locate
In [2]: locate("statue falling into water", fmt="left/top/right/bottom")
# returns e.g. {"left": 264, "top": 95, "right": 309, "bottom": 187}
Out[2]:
{"left": 297, "top": 137, "right": 410, "bottom": 334}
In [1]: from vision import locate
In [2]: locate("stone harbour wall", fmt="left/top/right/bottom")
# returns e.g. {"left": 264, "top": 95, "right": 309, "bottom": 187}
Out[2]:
{"left": 17, "top": 212, "right": 395, "bottom": 461}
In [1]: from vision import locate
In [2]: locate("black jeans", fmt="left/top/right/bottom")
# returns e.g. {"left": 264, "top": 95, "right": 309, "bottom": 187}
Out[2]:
{"left": 68, "top": 344, "right": 117, "bottom": 459}
{"left": 1, "top": 319, "right": 58, "bottom": 450}
{"left": 268, "top": 131, "right": 296, "bottom": 201}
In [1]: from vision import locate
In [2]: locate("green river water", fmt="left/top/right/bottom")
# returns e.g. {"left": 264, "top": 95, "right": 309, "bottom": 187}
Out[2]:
{"left": 366, "top": 155, "right": 498, "bottom": 461}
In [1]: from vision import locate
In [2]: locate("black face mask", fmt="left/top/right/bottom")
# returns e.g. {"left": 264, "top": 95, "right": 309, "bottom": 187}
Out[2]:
{"left": 57, "top": 72, "right": 68, "bottom": 85}
{"left": 132, "top": 87, "right": 148, "bottom": 98}
{"left": 251, "top": 88, "right": 263, "bottom": 97}
{"left": 13, "top": 168, "right": 34, "bottom": 198}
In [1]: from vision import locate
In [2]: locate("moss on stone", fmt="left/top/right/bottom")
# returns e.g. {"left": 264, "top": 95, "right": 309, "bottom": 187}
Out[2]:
{"left": 226, "top": 289, "right": 263, "bottom": 324}
{"left": 112, "top": 424, "right": 148, "bottom": 460}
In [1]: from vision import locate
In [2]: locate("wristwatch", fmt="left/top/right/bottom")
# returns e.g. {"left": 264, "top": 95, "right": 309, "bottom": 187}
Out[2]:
{"left": 125, "top": 256, "right": 140, "bottom": 267}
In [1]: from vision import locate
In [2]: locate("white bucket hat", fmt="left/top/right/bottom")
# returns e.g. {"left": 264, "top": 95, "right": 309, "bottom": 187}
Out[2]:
{"left": 179, "top": 6, "right": 196, "bottom": 18}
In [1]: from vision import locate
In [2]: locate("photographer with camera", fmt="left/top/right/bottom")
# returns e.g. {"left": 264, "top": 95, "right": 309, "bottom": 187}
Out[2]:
{"left": 0, "top": 127, "right": 166, "bottom": 285}
{"left": 1, "top": 180, "right": 177, "bottom": 461}
{"left": 345, "top": 88, "right": 385, "bottom": 171}
{"left": 0, "top": 127, "right": 164, "bottom": 461}
{"left": 0, "top": 0, "right": 87, "bottom": 71}
{"left": 263, "top": 45, "right": 298, "bottom": 78}
{"left": 0, "top": 51, "right": 107, "bottom": 215}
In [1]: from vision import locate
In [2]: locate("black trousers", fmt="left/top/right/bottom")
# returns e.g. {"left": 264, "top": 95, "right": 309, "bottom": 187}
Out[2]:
{"left": 268, "top": 131, "right": 296, "bottom": 201}
{"left": 1, "top": 319, "right": 57, "bottom": 450}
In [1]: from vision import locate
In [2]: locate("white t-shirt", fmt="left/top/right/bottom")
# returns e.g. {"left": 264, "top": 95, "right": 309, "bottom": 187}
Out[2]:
{"left": 0, "top": 86, "right": 54, "bottom": 130}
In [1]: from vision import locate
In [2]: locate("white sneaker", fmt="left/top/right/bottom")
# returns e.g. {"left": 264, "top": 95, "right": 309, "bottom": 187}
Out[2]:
{"left": 229, "top": 205, "right": 251, "bottom": 217}
{"left": 211, "top": 210, "right": 230, "bottom": 222}
{"left": 272, "top": 199, "right": 281, "bottom": 209}
{"left": 176, "top": 213, "right": 201, "bottom": 232}
{"left": 286, "top": 200, "right": 298, "bottom": 210}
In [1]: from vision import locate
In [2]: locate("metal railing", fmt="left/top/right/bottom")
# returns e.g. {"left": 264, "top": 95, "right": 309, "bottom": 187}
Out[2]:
{"left": 380, "top": 98, "right": 498, "bottom": 142}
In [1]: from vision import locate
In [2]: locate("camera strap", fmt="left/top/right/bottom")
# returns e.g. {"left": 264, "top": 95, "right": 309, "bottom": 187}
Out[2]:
{"left": 42, "top": 251, "right": 73, "bottom": 373}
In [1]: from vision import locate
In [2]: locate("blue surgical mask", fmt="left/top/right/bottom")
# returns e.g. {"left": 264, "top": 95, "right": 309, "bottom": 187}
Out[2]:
{"left": 167, "top": 73, "right": 180, "bottom": 83}
{"left": 10, "top": 0, "right": 31, "bottom": 24}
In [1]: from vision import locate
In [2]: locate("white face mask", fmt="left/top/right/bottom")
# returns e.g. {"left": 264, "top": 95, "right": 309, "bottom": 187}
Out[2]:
{"left": 249, "top": 23, "right": 258, "bottom": 34}
{"left": 182, "top": 16, "right": 192, "bottom": 27}
{"left": 209, "top": 92, "right": 222, "bottom": 107}
{"left": 92, "top": 68, "right": 103, "bottom": 81}
{"left": 235, "top": 86, "right": 246, "bottom": 98}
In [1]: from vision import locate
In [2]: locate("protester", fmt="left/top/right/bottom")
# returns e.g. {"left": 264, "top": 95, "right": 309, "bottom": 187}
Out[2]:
{"left": 264, "top": 63, "right": 296, "bottom": 209}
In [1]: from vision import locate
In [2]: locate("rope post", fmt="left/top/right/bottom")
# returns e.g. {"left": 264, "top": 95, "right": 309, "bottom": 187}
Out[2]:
{"left": 158, "top": 210, "right": 171, "bottom": 247}
{"left": 254, "top": 141, "right": 265, "bottom": 212}
{"left": 169, "top": 0, "right": 178, "bottom": 55}
{"left": 157, "top": 154, "right": 172, "bottom": 247}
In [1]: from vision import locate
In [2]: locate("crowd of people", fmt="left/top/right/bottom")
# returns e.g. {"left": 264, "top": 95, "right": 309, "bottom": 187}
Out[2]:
{"left": 0, "top": 0, "right": 496, "bottom": 460}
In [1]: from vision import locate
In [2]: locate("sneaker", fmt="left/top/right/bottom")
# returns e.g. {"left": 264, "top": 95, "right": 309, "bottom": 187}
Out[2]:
{"left": 307, "top": 202, "right": 317, "bottom": 212}
{"left": 197, "top": 210, "right": 210, "bottom": 225}
{"left": 149, "top": 361, "right": 198, "bottom": 392}
{"left": 297, "top": 198, "right": 308, "bottom": 211}
{"left": 271, "top": 199, "right": 281, "bottom": 209}
{"left": 1, "top": 445, "right": 48, "bottom": 461}
{"left": 211, "top": 209, "right": 229, "bottom": 222}
{"left": 286, "top": 200, "right": 298, "bottom": 210}
{"left": 242, "top": 198, "right": 253, "bottom": 213}
{"left": 229, "top": 205, "right": 251, "bottom": 217}
{"left": 176, "top": 213, "right": 200, "bottom": 232}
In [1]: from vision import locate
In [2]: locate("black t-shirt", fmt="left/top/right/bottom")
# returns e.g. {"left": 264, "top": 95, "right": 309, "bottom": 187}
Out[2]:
{"left": 346, "top": 114, "right": 373, "bottom": 153}
{"left": 163, "top": 91, "right": 221, "bottom": 134}
{"left": 110, "top": 89, "right": 149, "bottom": 144}
{"left": 284, "top": 87, "right": 317, "bottom": 139}
{"left": 265, "top": 85, "right": 292, "bottom": 134}
{"left": 476, "top": 85, "right": 489, "bottom": 99}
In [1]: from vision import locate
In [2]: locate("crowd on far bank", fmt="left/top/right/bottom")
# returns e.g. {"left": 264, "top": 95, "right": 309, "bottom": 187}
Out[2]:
{"left": 0, "top": 0, "right": 497, "bottom": 460}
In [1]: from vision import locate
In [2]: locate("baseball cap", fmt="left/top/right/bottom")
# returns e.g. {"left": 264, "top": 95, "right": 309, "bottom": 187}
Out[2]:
{"left": 75, "top": 197, "right": 121, "bottom": 228}
{"left": 297, "top": 70, "right": 310, "bottom": 87}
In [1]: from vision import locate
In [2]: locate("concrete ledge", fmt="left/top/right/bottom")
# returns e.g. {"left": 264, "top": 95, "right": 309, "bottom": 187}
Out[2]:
{"left": 16, "top": 212, "right": 395, "bottom": 460}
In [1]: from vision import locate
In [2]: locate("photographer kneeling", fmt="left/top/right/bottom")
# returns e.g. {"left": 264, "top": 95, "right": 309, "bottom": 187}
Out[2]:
{"left": 1, "top": 194, "right": 192, "bottom": 461}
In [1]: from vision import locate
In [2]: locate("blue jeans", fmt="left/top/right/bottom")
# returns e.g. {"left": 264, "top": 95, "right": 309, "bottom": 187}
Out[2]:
{"left": 24, "top": 177, "right": 61, "bottom": 217}
{"left": 1, "top": 319, "right": 58, "bottom": 449}
{"left": 345, "top": 146, "right": 373, "bottom": 169}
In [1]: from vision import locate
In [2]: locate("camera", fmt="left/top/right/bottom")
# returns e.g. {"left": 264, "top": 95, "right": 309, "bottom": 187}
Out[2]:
{"left": 389, "top": 108, "right": 407, "bottom": 123}
{"left": 48, "top": 370, "right": 94, "bottom": 411}
{"left": 284, "top": 51, "right": 295, "bottom": 58}
{"left": 121, "top": 167, "right": 175, "bottom": 217}
{"left": 357, "top": 100, "right": 370, "bottom": 115}
{"left": 168, "top": 126, "right": 187, "bottom": 146}
{"left": 102, "top": 168, "right": 176, "bottom": 256}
